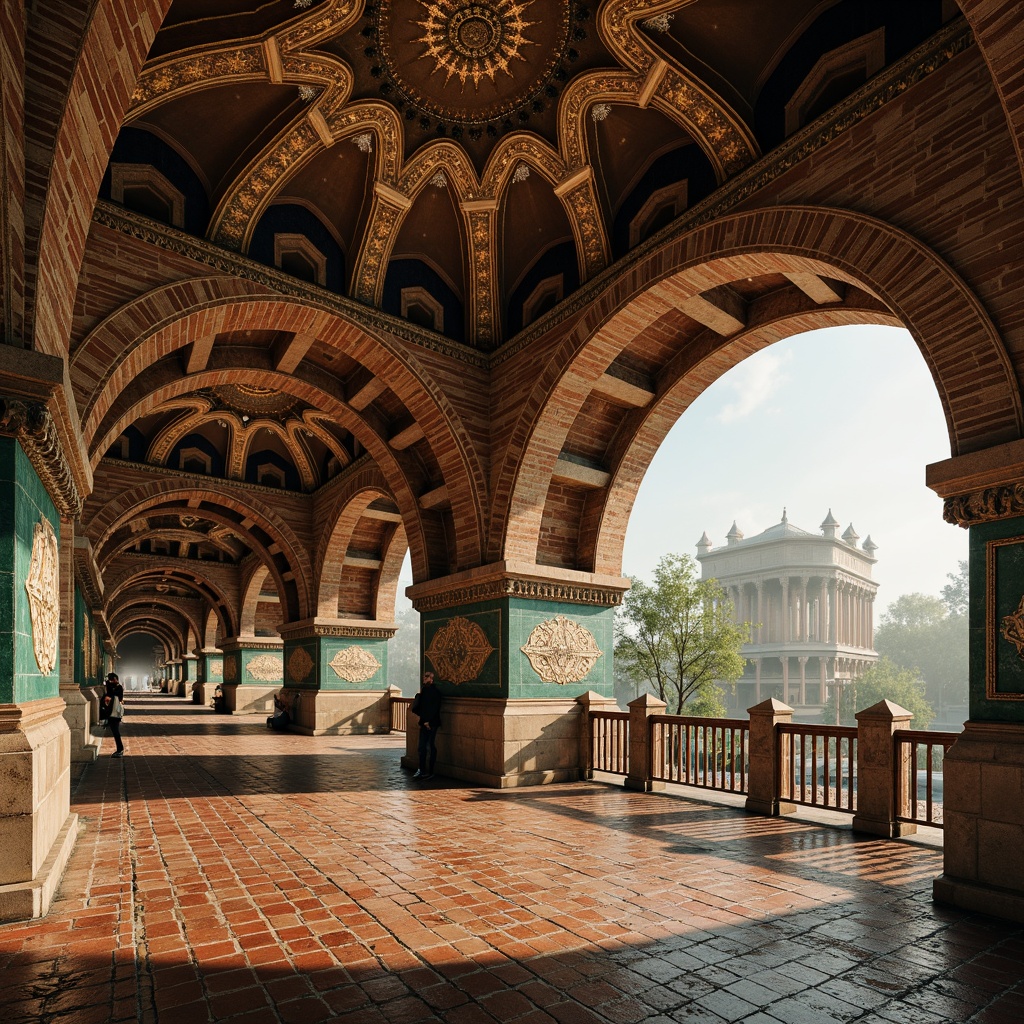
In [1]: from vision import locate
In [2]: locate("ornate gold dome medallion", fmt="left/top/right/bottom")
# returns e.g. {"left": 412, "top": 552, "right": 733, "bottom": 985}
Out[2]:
{"left": 372, "top": 0, "right": 581, "bottom": 132}
{"left": 414, "top": 0, "right": 538, "bottom": 88}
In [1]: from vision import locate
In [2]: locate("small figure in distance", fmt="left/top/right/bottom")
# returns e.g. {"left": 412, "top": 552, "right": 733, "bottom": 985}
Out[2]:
{"left": 267, "top": 690, "right": 292, "bottom": 731}
{"left": 101, "top": 672, "right": 126, "bottom": 757}
{"left": 212, "top": 684, "right": 228, "bottom": 714}
{"left": 411, "top": 669, "right": 442, "bottom": 779}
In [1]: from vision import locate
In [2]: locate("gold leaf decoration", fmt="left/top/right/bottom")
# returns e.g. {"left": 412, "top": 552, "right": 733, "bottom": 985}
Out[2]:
{"left": 25, "top": 518, "right": 59, "bottom": 676}
{"left": 425, "top": 615, "right": 494, "bottom": 684}
{"left": 288, "top": 645, "right": 315, "bottom": 683}
{"left": 520, "top": 614, "right": 602, "bottom": 684}
{"left": 329, "top": 645, "right": 382, "bottom": 683}
{"left": 224, "top": 657, "right": 238, "bottom": 682}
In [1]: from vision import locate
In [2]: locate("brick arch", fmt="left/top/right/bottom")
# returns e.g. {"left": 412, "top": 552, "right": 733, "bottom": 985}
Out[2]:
{"left": 202, "top": 608, "right": 219, "bottom": 648}
{"left": 93, "top": 367, "right": 437, "bottom": 583}
{"left": 960, "top": 1, "right": 1024, "bottom": 186}
{"left": 493, "top": 205, "right": 1022, "bottom": 568}
{"left": 316, "top": 462, "right": 406, "bottom": 620}
{"left": 239, "top": 563, "right": 275, "bottom": 638}
{"left": 110, "top": 609, "right": 186, "bottom": 658}
{"left": 77, "top": 281, "right": 487, "bottom": 573}
{"left": 88, "top": 481, "right": 313, "bottom": 622}
{"left": 104, "top": 567, "right": 234, "bottom": 642}
{"left": 29, "top": 0, "right": 170, "bottom": 358}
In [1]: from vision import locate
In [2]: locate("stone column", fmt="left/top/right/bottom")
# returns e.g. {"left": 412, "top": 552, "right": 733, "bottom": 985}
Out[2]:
{"left": 745, "top": 699, "right": 795, "bottom": 816}
{"left": 800, "top": 577, "right": 809, "bottom": 641}
{"left": 798, "top": 656, "right": 808, "bottom": 705}
{"left": 780, "top": 656, "right": 790, "bottom": 704}
{"left": 219, "top": 637, "right": 285, "bottom": 714}
{"left": 182, "top": 654, "right": 198, "bottom": 702}
{"left": 927, "top": 486, "right": 1024, "bottom": 923}
{"left": 852, "top": 699, "right": 916, "bottom": 837}
{"left": 278, "top": 618, "right": 398, "bottom": 736}
{"left": 755, "top": 579, "right": 764, "bottom": 643}
{"left": 197, "top": 647, "right": 223, "bottom": 704}
{"left": 624, "top": 693, "right": 666, "bottom": 792}
{"left": 780, "top": 577, "right": 790, "bottom": 643}
{"left": 407, "top": 563, "right": 626, "bottom": 787}
{"left": 0, "top": 434, "right": 78, "bottom": 921}
{"left": 754, "top": 657, "right": 762, "bottom": 703}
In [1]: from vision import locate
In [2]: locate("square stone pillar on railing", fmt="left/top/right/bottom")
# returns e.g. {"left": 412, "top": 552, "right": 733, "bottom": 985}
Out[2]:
{"left": 576, "top": 690, "right": 620, "bottom": 779}
{"left": 852, "top": 699, "right": 916, "bottom": 837}
{"left": 625, "top": 693, "right": 666, "bottom": 792}
{"left": 745, "top": 698, "right": 795, "bottom": 816}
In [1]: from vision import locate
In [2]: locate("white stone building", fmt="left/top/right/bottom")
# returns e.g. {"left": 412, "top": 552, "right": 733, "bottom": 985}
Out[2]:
{"left": 697, "top": 510, "right": 879, "bottom": 721}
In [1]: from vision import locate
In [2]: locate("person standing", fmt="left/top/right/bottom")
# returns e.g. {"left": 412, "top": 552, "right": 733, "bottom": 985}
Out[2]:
{"left": 101, "top": 673, "right": 126, "bottom": 757}
{"left": 411, "top": 670, "right": 442, "bottom": 779}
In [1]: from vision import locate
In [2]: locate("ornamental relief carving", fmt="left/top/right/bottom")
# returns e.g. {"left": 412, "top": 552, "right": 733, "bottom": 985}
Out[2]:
{"left": 944, "top": 485, "right": 1024, "bottom": 528}
{"left": 288, "top": 645, "right": 315, "bottom": 683}
{"left": 209, "top": 659, "right": 223, "bottom": 679}
{"left": 25, "top": 517, "right": 59, "bottom": 676}
{"left": 223, "top": 657, "right": 238, "bottom": 682}
{"left": 1002, "top": 596, "right": 1024, "bottom": 660}
{"left": 248, "top": 653, "right": 284, "bottom": 681}
{"left": 520, "top": 614, "right": 602, "bottom": 685}
{"left": 329, "top": 646, "right": 382, "bottom": 683}
{"left": 425, "top": 616, "right": 494, "bottom": 684}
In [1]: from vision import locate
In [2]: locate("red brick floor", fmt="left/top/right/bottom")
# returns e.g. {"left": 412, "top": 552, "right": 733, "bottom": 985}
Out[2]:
{"left": 3, "top": 694, "right": 1023, "bottom": 1024}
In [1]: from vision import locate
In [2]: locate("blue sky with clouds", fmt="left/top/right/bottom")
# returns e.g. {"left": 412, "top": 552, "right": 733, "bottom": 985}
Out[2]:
{"left": 621, "top": 324, "right": 966, "bottom": 611}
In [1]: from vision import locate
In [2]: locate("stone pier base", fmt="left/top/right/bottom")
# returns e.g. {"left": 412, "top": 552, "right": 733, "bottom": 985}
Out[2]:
{"left": 60, "top": 685, "right": 100, "bottom": 762}
{"left": 0, "top": 699, "right": 79, "bottom": 921}
{"left": 220, "top": 683, "right": 279, "bottom": 715}
{"left": 934, "top": 721, "right": 1024, "bottom": 923}
{"left": 402, "top": 697, "right": 588, "bottom": 787}
{"left": 290, "top": 689, "right": 392, "bottom": 736}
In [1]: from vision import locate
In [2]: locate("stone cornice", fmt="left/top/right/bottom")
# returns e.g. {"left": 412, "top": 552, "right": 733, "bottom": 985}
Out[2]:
{"left": 493, "top": 18, "right": 975, "bottom": 366}
{"left": 928, "top": 438, "right": 1024, "bottom": 527}
{"left": 73, "top": 536, "right": 105, "bottom": 609}
{"left": 220, "top": 637, "right": 284, "bottom": 652}
{"left": 0, "top": 396, "right": 83, "bottom": 518}
{"left": 90, "top": 201, "right": 489, "bottom": 369}
{"left": 278, "top": 617, "right": 399, "bottom": 640}
{"left": 407, "top": 561, "right": 630, "bottom": 612}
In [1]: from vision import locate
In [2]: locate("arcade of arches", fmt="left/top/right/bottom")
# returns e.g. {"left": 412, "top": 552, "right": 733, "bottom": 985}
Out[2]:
{"left": 2, "top": 0, "right": 1024, "bottom": 923}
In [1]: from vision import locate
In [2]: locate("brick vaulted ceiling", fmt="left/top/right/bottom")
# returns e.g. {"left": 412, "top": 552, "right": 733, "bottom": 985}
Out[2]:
{"left": 38, "top": 0, "right": 1024, "bottom": 653}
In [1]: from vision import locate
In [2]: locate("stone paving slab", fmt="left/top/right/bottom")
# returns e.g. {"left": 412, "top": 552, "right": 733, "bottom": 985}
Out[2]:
{"left": 1, "top": 693, "right": 1022, "bottom": 1024}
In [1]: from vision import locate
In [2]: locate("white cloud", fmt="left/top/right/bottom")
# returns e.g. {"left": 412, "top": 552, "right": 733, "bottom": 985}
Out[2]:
{"left": 715, "top": 348, "right": 793, "bottom": 423}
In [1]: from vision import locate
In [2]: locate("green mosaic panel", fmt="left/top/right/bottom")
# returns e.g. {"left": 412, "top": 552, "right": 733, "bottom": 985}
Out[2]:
{"left": 283, "top": 638, "right": 318, "bottom": 688}
{"left": 0, "top": 438, "right": 60, "bottom": 704}
{"left": 971, "top": 518, "right": 1024, "bottom": 722}
{"left": 240, "top": 647, "right": 284, "bottom": 686}
{"left": 319, "top": 636, "right": 389, "bottom": 691}
{"left": 204, "top": 654, "right": 224, "bottom": 684}
{"left": 420, "top": 596, "right": 615, "bottom": 700}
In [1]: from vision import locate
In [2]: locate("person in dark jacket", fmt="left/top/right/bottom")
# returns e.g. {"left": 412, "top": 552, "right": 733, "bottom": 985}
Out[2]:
{"left": 101, "top": 673, "right": 126, "bottom": 757}
{"left": 411, "top": 670, "right": 442, "bottom": 779}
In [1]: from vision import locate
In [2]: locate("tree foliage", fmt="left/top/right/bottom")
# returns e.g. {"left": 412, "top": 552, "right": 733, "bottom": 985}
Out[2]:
{"left": 615, "top": 553, "right": 748, "bottom": 715}
{"left": 823, "top": 657, "right": 934, "bottom": 728}
{"left": 873, "top": 566, "right": 968, "bottom": 717}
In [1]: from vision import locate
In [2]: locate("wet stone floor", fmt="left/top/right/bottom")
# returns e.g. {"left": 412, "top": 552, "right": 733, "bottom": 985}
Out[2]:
{"left": 2, "top": 694, "right": 1023, "bottom": 1024}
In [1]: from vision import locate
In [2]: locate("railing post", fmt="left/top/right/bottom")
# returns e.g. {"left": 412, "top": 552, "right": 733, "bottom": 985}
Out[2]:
{"left": 625, "top": 693, "right": 666, "bottom": 792}
{"left": 852, "top": 699, "right": 917, "bottom": 837}
{"left": 576, "top": 690, "right": 620, "bottom": 779}
{"left": 745, "top": 698, "right": 795, "bottom": 816}
{"left": 386, "top": 685, "right": 402, "bottom": 732}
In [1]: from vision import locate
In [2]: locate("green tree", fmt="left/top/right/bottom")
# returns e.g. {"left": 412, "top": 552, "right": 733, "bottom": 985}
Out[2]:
{"left": 387, "top": 604, "right": 421, "bottom": 695}
{"left": 874, "top": 587, "right": 967, "bottom": 718}
{"left": 824, "top": 657, "right": 934, "bottom": 727}
{"left": 941, "top": 560, "right": 969, "bottom": 617}
{"left": 615, "top": 553, "right": 748, "bottom": 715}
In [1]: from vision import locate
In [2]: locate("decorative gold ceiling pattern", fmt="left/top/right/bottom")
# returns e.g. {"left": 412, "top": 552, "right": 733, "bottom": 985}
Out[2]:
{"left": 125, "top": 0, "right": 759, "bottom": 349}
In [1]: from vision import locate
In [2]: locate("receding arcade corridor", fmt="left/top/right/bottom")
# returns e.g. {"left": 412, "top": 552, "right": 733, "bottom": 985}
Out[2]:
{"left": 3, "top": 694, "right": 1022, "bottom": 1024}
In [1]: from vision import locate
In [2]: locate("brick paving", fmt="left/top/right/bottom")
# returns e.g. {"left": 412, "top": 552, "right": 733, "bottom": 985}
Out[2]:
{"left": 3, "top": 694, "right": 1023, "bottom": 1024}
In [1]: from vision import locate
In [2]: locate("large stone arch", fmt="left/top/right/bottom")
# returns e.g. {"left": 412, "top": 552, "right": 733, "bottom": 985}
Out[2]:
{"left": 960, "top": 0, "right": 1024, "bottom": 186}
{"left": 110, "top": 609, "right": 184, "bottom": 658}
{"left": 492, "top": 205, "right": 1023, "bottom": 569}
{"left": 239, "top": 563, "right": 275, "bottom": 638}
{"left": 87, "top": 481, "right": 313, "bottom": 623}
{"left": 26, "top": 1, "right": 170, "bottom": 357}
{"left": 315, "top": 462, "right": 406, "bottom": 620}
{"left": 74, "top": 281, "right": 487, "bottom": 575}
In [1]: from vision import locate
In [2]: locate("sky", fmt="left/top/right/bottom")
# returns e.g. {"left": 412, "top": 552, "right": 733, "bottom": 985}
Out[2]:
{"left": 398, "top": 323, "right": 966, "bottom": 616}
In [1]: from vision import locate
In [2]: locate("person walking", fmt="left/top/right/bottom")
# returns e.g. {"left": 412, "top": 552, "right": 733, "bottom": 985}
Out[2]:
{"left": 411, "top": 670, "right": 442, "bottom": 779}
{"left": 101, "top": 673, "right": 126, "bottom": 757}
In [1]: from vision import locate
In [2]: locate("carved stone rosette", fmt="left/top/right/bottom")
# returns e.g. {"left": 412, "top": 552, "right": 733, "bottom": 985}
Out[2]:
{"left": 425, "top": 616, "right": 494, "bottom": 684}
{"left": 25, "top": 517, "right": 60, "bottom": 676}
{"left": 520, "top": 614, "right": 602, "bottom": 685}
{"left": 248, "top": 654, "right": 284, "bottom": 681}
{"left": 287, "top": 646, "right": 315, "bottom": 683}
